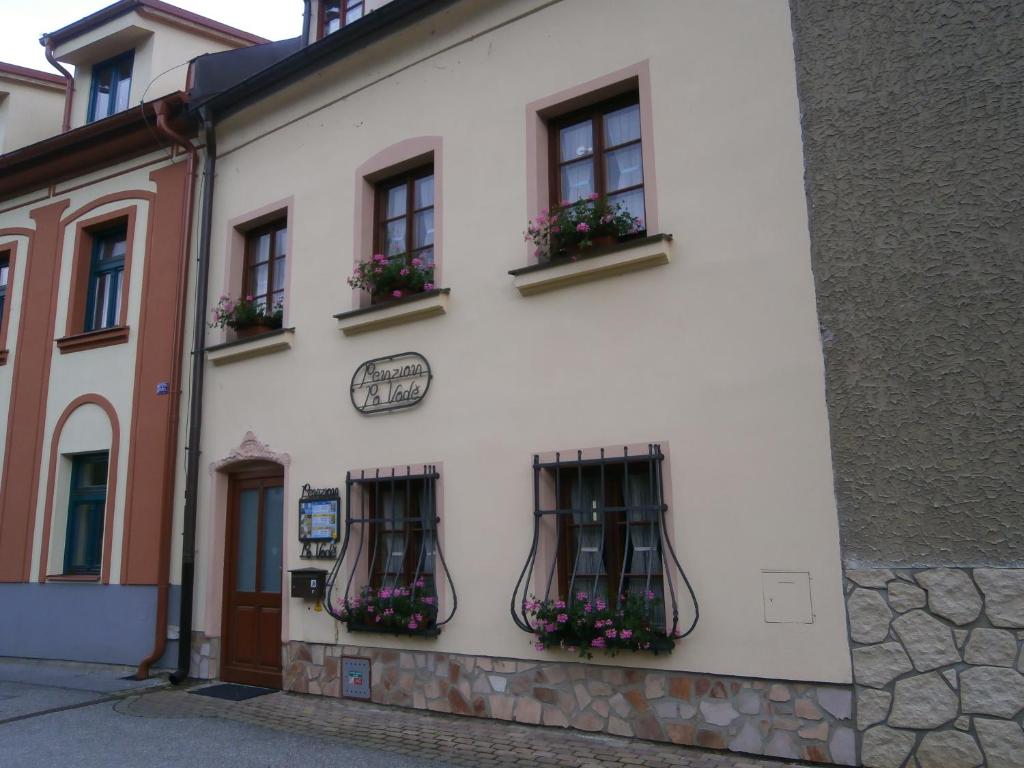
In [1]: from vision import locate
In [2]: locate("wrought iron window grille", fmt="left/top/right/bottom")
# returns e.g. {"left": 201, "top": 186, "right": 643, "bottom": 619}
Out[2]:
{"left": 326, "top": 465, "right": 457, "bottom": 636}
{"left": 511, "top": 444, "right": 698, "bottom": 646}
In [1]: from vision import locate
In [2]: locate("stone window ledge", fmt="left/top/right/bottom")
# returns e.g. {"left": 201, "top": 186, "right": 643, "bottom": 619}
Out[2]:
{"left": 45, "top": 574, "right": 100, "bottom": 583}
{"left": 206, "top": 328, "right": 295, "bottom": 366}
{"left": 334, "top": 288, "right": 450, "bottom": 336}
{"left": 509, "top": 233, "right": 673, "bottom": 296}
{"left": 56, "top": 326, "right": 130, "bottom": 353}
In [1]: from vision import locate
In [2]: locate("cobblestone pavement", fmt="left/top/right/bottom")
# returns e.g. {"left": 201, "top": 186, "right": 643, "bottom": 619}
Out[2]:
{"left": 118, "top": 683, "right": 827, "bottom": 768}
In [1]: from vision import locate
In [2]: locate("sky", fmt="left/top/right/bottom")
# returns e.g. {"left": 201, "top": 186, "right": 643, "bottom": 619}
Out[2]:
{"left": 2, "top": 0, "right": 302, "bottom": 72}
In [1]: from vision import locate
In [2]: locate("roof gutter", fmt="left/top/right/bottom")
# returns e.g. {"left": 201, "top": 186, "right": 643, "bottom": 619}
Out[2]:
{"left": 42, "top": 37, "right": 74, "bottom": 132}
{"left": 170, "top": 104, "right": 215, "bottom": 685}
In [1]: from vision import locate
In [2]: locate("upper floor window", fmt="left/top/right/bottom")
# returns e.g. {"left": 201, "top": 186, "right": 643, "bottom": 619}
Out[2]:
{"left": 65, "top": 452, "right": 108, "bottom": 575}
{"left": 88, "top": 51, "right": 133, "bottom": 123}
{"left": 0, "top": 253, "right": 9, "bottom": 327}
{"left": 85, "top": 225, "right": 127, "bottom": 332}
{"left": 376, "top": 167, "right": 435, "bottom": 269}
{"left": 321, "top": 0, "right": 364, "bottom": 36}
{"left": 550, "top": 93, "right": 646, "bottom": 227}
{"left": 244, "top": 219, "right": 288, "bottom": 317}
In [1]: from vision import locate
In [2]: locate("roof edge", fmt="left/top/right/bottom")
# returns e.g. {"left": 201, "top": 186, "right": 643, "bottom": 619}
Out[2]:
{"left": 40, "top": 0, "right": 269, "bottom": 49}
{"left": 0, "top": 62, "right": 67, "bottom": 88}
{"left": 197, "top": 0, "right": 455, "bottom": 120}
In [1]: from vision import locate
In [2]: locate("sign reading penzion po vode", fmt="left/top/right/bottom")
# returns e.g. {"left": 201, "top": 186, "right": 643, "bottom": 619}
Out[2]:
{"left": 350, "top": 352, "right": 432, "bottom": 414}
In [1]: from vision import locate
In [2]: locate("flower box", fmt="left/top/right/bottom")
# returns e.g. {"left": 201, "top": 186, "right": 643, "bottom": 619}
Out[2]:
{"left": 209, "top": 294, "right": 283, "bottom": 337}
{"left": 525, "top": 194, "right": 644, "bottom": 264}
{"left": 335, "top": 582, "right": 441, "bottom": 637}
{"left": 524, "top": 592, "right": 678, "bottom": 659}
{"left": 349, "top": 253, "right": 435, "bottom": 305}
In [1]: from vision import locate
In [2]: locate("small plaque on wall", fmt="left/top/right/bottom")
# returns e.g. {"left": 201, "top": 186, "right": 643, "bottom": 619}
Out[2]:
{"left": 299, "top": 484, "right": 340, "bottom": 560}
{"left": 342, "top": 656, "right": 371, "bottom": 700}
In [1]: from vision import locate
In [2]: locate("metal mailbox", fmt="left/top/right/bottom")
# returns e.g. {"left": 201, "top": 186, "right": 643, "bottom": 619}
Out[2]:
{"left": 289, "top": 568, "right": 327, "bottom": 600}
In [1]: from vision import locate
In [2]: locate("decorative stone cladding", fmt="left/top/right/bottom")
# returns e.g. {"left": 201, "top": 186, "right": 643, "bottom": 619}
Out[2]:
{"left": 282, "top": 641, "right": 856, "bottom": 765}
{"left": 189, "top": 631, "right": 220, "bottom": 680}
{"left": 846, "top": 568, "right": 1024, "bottom": 768}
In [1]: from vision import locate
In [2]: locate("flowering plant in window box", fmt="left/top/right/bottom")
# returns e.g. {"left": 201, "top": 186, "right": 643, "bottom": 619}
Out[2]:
{"left": 336, "top": 581, "right": 439, "bottom": 636}
{"left": 209, "top": 294, "right": 283, "bottom": 338}
{"left": 524, "top": 193, "right": 643, "bottom": 262}
{"left": 524, "top": 591, "right": 675, "bottom": 659}
{"left": 348, "top": 253, "right": 435, "bottom": 304}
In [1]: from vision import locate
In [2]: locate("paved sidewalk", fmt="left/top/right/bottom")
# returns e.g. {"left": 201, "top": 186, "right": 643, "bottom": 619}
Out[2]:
{"left": 119, "top": 684, "right": 825, "bottom": 768}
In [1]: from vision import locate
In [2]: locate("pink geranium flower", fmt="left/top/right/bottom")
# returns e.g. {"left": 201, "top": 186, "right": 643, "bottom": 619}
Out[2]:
{"left": 392, "top": 290, "right": 403, "bottom": 298}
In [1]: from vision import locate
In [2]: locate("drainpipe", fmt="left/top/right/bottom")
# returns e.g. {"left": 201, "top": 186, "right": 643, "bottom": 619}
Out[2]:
{"left": 302, "top": 0, "right": 313, "bottom": 45}
{"left": 134, "top": 99, "right": 198, "bottom": 680}
{"left": 42, "top": 36, "right": 74, "bottom": 132}
{"left": 170, "top": 105, "right": 216, "bottom": 685}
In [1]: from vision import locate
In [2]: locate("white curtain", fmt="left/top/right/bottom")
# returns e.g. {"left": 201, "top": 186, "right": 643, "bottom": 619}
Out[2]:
{"left": 626, "top": 473, "right": 664, "bottom": 626}
{"left": 379, "top": 486, "right": 407, "bottom": 588}
{"left": 570, "top": 474, "right": 607, "bottom": 601}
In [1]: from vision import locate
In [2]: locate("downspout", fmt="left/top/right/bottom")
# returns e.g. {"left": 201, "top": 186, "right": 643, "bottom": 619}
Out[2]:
{"left": 170, "top": 105, "right": 216, "bottom": 685}
{"left": 41, "top": 36, "right": 74, "bottom": 132}
{"left": 135, "top": 100, "right": 198, "bottom": 680}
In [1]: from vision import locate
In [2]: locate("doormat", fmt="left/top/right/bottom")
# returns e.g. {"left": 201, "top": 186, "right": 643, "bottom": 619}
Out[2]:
{"left": 189, "top": 683, "right": 277, "bottom": 701}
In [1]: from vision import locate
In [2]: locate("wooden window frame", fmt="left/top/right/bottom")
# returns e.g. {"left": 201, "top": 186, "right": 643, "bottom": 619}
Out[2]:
{"left": 87, "top": 50, "right": 134, "bottom": 124}
{"left": 63, "top": 452, "right": 109, "bottom": 576}
{"left": 318, "top": 0, "right": 365, "bottom": 38}
{"left": 364, "top": 477, "right": 436, "bottom": 593}
{"left": 242, "top": 217, "right": 288, "bottom": 316}
{"left": 547, "top": 91, "right": 646, "bottom": 226}
{"left": 59, "top": 206, "right": 136, "bottom": 353}
{"left": 373, "top": 165, "right": 435, "bottom": 268}
{"left": 84, "top": 224, "right": 127, "bottom": 333}
{"left": 0, "top": 248, "right": 9, "bottom": 363}
{"left": 549, "top": 460, "right": 666, "bottom": 622}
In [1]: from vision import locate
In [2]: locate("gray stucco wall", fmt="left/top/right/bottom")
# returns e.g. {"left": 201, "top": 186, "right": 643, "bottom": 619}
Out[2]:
{"left": 0, "top": 584, "right": 179, "bottom": 669}
{"left": 789, "top": 0, "right": 1024, "bottom": 566}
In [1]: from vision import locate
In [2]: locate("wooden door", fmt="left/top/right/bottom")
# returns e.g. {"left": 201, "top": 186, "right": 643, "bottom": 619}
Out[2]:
{"left": 222, "top": 469, "right": 284, "bottom": 688}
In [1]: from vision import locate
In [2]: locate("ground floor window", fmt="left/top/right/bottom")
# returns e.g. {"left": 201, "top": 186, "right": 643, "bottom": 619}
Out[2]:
{"left": 64, "top": 452, "right": 108, "bottom": 574}
{"left": 328, "top": 465, "right": 457, "bottom": 634}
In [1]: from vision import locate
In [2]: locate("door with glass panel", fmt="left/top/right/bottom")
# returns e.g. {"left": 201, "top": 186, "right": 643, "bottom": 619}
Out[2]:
{"left": 222, "top": 469, "right": 284, "bottom": 688}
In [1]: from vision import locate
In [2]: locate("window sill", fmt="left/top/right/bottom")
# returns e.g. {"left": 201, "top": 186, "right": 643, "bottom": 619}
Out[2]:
{"left": 206, "top": 327, "right": 295, "bottom": 366}
{"left": 56, "top": 326, "right": 130, "bottom": 353}
{"left": 334, "top": 288, "right": 450, "bottom": 336}
{"left": 509, "top": 233, "right": 673, "bottom": 296}
{"left": 45, "top": 574, "right": 101, "bottom": 583}
{"left": 345, "top": 621, "right": 441, "bottom": 638}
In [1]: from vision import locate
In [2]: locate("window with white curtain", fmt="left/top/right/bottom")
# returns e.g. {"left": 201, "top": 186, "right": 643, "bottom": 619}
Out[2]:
{"left": 550, "top": 93, "right": 646, "bottom": 227}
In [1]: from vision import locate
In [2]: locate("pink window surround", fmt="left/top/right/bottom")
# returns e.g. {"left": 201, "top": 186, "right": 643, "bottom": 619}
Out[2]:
{"left": 352, "top": 137, "right": 443, "bottom": 310}
{"left": 531, "top": 441, "right": 678, "bottom": 630}
{"left": 220, "top": 198, "right": 295, "bottom": 343}
{"left": 343, "top": 461, "right": 450, "bottom": 622}
{"left": 524, "top": 61, "right": 659, "bottom": 265}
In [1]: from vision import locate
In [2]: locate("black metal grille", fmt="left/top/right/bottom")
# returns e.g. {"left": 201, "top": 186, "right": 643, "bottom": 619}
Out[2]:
{"left": 325, "top": 466, "right": 457, "bottom": 633}
{"left": 511, "top": 444, "right": 698, "bottom": 640}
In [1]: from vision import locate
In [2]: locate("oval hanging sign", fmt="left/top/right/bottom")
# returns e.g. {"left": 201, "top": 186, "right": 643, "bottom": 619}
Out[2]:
{"left": 351, "top": 352, "right": 432, "bottom": 415}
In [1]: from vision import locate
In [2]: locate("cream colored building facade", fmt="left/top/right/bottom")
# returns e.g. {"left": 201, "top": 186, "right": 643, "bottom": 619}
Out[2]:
{"left": 189, "top": 1, "right": 856, "bottom": 763}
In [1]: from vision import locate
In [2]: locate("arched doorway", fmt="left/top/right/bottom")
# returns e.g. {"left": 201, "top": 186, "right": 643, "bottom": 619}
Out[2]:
{"left": 220, "top": 461, "right": 284, "bottom": 688}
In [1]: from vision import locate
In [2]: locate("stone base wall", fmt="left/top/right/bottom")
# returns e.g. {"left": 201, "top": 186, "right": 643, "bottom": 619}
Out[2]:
{"left": 846, "top": 568, "right": 1024, "bottom": 767}
{"left": 283, "top": 641, "right": 855, "bottom": 765}
{"left": 189, "top": 631, "right": 220, "bottom": 680}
